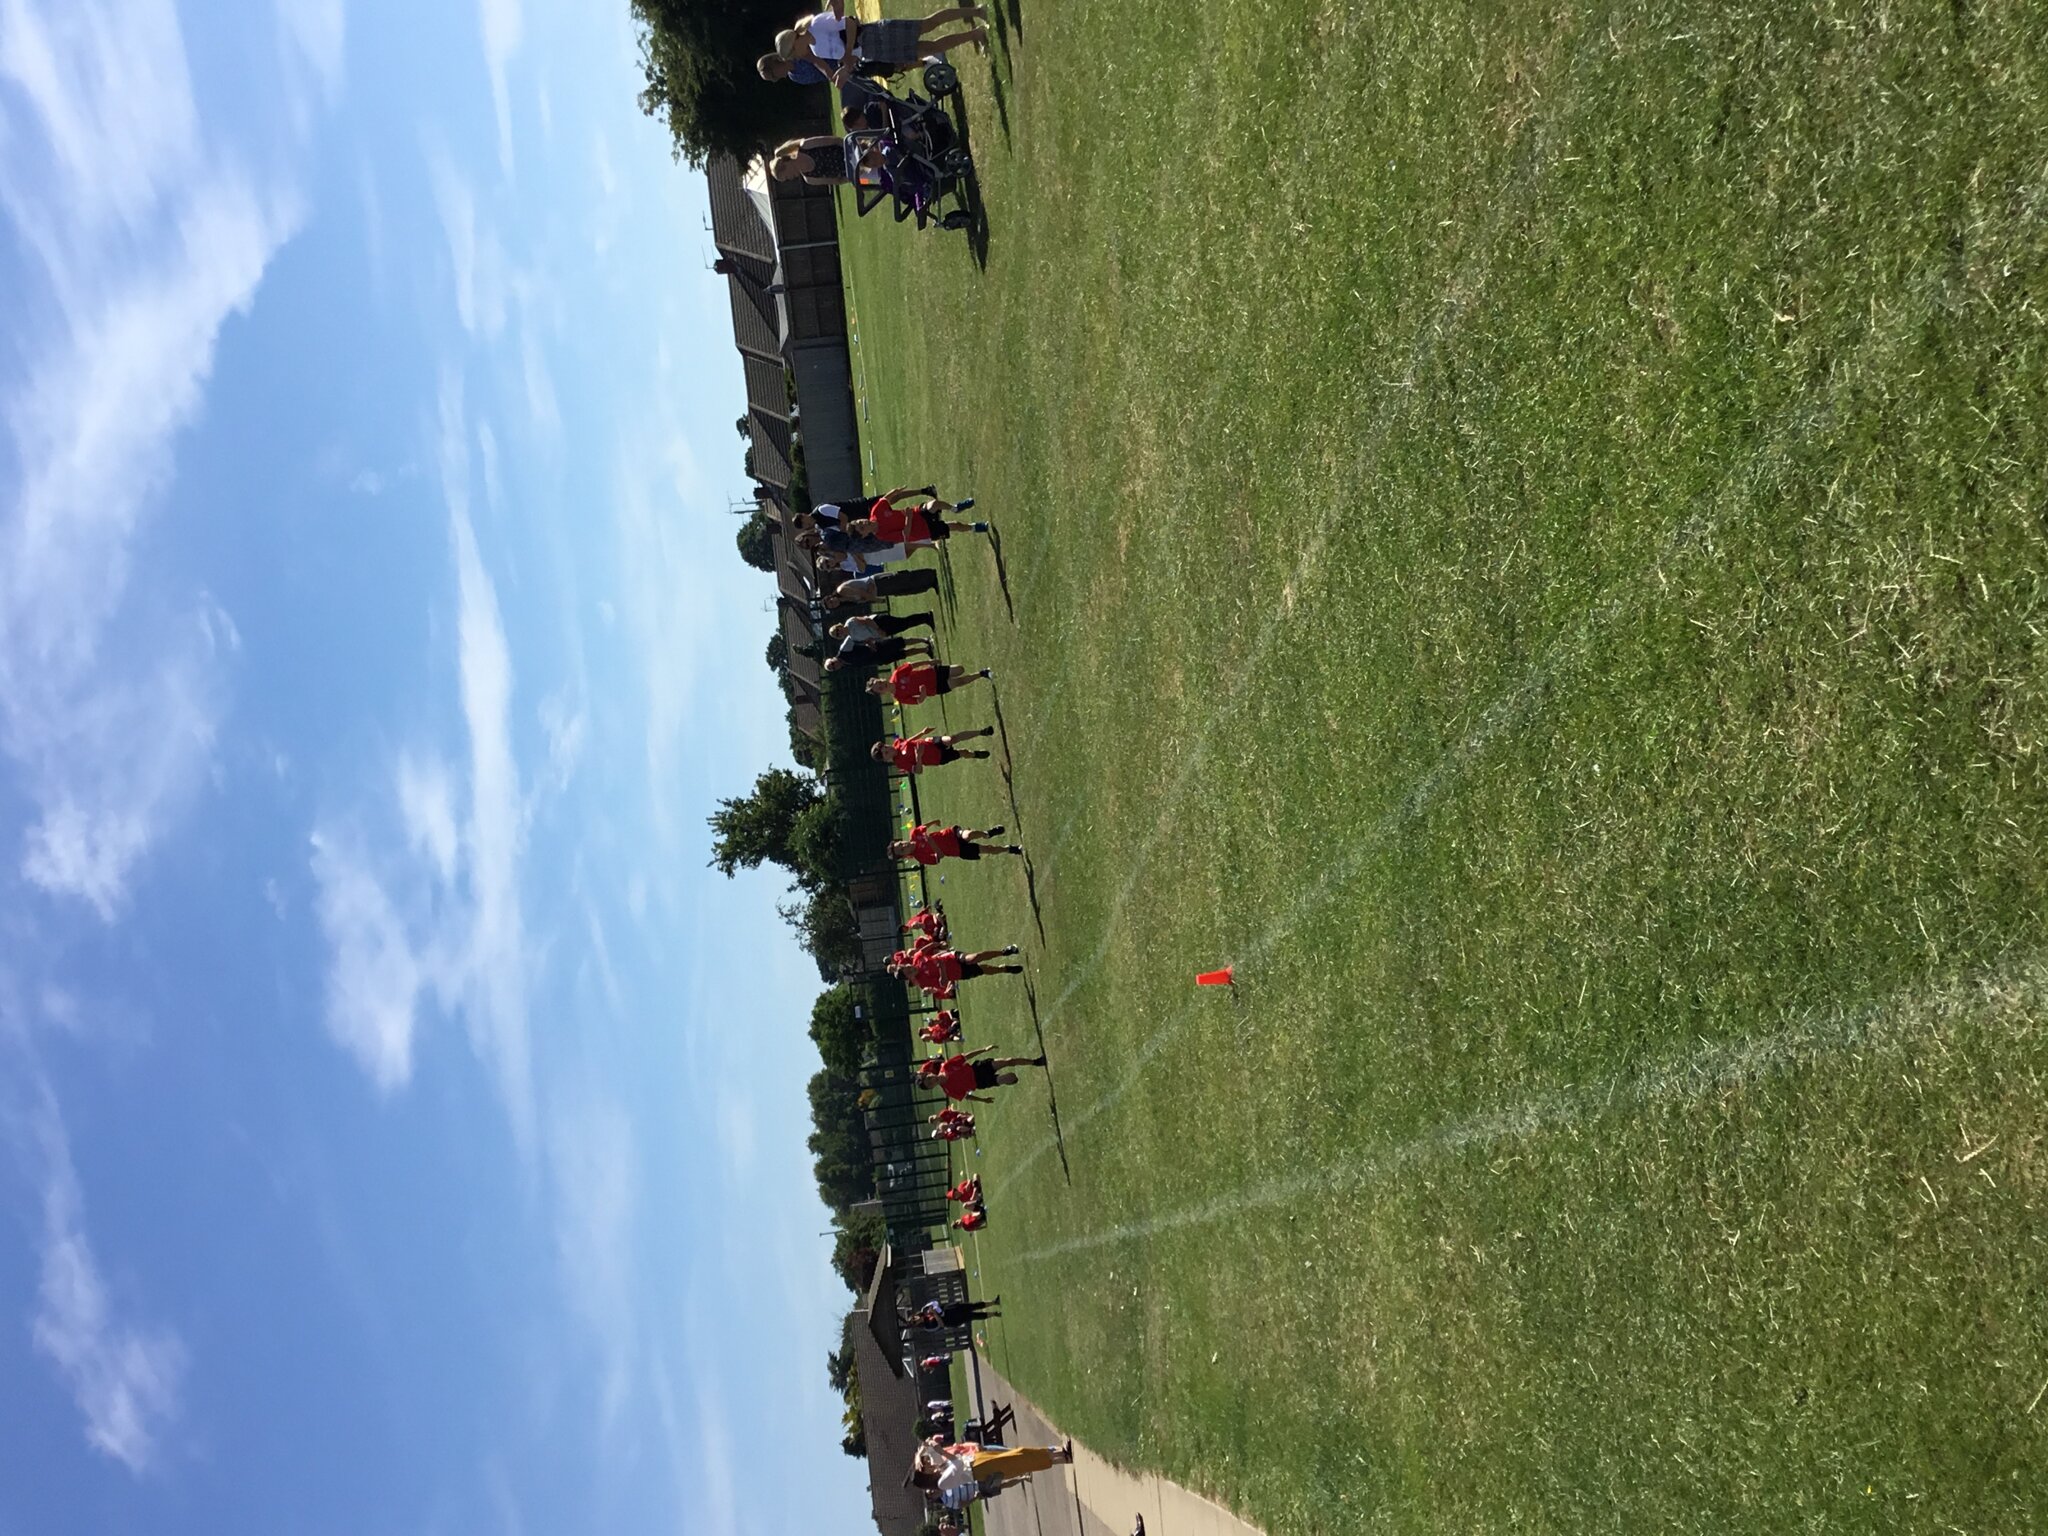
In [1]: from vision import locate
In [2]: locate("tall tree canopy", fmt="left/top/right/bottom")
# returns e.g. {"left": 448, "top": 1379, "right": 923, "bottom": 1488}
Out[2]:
{"left": 707, "top": 767, "right": 824, "bottom": 879}
{"left": 630, "top": 0, "right": 818, "bottom": 164}
{"left": 736, "top": 506, "right": 777, "bottom": 572}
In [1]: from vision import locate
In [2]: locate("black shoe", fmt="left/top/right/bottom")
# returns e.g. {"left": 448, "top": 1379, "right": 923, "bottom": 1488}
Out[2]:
{"left": 955, "top": 497, "right": 975, "bottom": 511}
{"left": 985, "top": 825, "right": 1005, "bottom": 837}
{"left": 918, "top": 484, "right": 938, "bottom": 496}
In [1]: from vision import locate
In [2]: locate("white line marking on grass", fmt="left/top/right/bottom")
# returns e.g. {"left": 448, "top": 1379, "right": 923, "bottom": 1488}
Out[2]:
{"left": 1008, "top": 951, "right": 2048, "bottom": 1264}
{"left": 995, "top": 265, "right": 1952, "bottom": 1194}
{"left": 1008, "top": 30, "right": 1626, "bottom": 1019}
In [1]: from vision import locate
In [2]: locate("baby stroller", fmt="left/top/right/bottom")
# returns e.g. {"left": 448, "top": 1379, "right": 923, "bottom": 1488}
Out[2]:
{"left": 846, "top": 77, "right": 974, "bottom": 231}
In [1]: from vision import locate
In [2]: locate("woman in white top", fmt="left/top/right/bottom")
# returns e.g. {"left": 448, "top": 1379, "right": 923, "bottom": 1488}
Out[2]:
{"left": 775, "top": 3, "right": 989, "bottom": 86}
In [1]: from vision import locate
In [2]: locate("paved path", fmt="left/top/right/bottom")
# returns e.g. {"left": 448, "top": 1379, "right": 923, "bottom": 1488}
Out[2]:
{"left": 967, "top": 1364, "right": 1267, "bottom": 1536}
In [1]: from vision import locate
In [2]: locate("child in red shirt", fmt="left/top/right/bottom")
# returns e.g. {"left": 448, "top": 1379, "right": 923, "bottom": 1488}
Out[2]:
{"left": 868, "top": 663, "right": 992, "bottom": 707}
{"left": 917, "top": 1046, "right": 1048, "bottom": 1101}
{"left": 891, "top": 945, "right": 1024, "bottom": 999}
{"left": 891, "top": 823, "right": 1024, "bottom": 865}
{"left": 920, "top": 1010, "right": 962, "bottom": 1044}
{"left": 945, "top": 1176, "right": 982, "bottom": 1205}
{"left": 872, "top": 727, "right": 995, "bottom": 773}
{"left": 849, "top": 487, "right": 988, "bottom": 546}
{"left": 930, "top": 1109, "right": 976, "bottom": 1141}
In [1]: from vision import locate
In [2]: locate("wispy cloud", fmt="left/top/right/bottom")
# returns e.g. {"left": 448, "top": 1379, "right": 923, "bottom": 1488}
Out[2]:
{"left": 520, "top": 321, "right": 560, "bottom": 444}
{"left": 427, "top": 146, "right": 508, "bottom": 340}
{"left": 275, "top": 0, "right": 345, "bottom": 116}
{"left": 545, "top": 1093, "right": 638, "bottom": 1423}
{"left": 22, "top": 1082, "right": 186, "bottom": 1473}
{"left": 308, "top": 825, "right": 430, "bottom": 1092}
{"left": 310, "top": 375, "right": 534, "bottom": 1146}
{"left": 476, "top": 0, "right": 522, "bottom": 179}
{"left": 611, "top": 433, "right": 719, "bottom": 847}
{"left": 0, "top": 0, "right": 300, "bottom": 915}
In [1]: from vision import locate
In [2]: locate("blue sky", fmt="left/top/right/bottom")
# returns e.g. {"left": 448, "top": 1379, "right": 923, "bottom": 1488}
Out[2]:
{"left": 0, "top": 1, "right": 870, "bottom": 1530}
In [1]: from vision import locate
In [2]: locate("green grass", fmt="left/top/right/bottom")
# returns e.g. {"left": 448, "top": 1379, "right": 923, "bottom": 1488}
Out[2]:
{"left": 838, "top": 1, "right": 2048, "bottom": 1529}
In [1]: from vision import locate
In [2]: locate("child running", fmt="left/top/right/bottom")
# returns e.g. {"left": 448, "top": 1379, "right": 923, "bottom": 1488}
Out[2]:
{"left": 917, "top": 1046, "right": 1047, "bottom": 1102}
{"left": 891, "top": 823, "right": 1023, "bottom": 865}
{"left": 848, "top": 487, "right": 988, "bottom": 547}
{"left": 868, "top": 661, "right": 992, "bottom": 707}
{"left": 872, "top": 727, "right": 994, "bottom": 773}
{"left": 919, "top": 1009, "right": 962, "bottom": 1044}
{"left": 892, "top": 945, "right": 1024, "bottom": 1000}
{"left": 930, "top": 1109, "right": 975, "bottom": 1140}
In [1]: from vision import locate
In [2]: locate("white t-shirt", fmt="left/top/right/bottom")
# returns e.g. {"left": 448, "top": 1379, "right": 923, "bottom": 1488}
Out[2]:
{"left": 805, "top": 14, "right": 847, "bottom": 59}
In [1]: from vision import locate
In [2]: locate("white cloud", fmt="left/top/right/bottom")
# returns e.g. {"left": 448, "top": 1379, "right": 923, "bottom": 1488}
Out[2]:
{"left": 25, "top": 1086, "right": 185, "bottom": 1473}
{"left": 612, "top": 435, "right": 719, "bottom": 847}
{"left": 537, "top": 688, "right": 585, "bottom": 798}
{"left": 308, "top": 827, "right": 427, "bottom": 1092}
{"left": 396, "top": 753, "right": 460, "bottom": 885}
{"left": 311, "top": 376, "right": 534, "bottom": 1146}
{"left": 520, "top": 322, "right": 559, "bottom": 444}
{"left": 275, "top": 0, "right": 345, "bottom": 111}
{"left": 0, "top": 0, "right": 300, "bottom": 914}
{"left": 427, "top": 147, "right": 507, "bottom": 339}
{"left": 476, "top": 0, "right": 522, "bottom": 178}
{"left": 449, "top": 480, "right": 535, "bottom": 1147}
{"left": 546, "top": 1095, "right": 637, "bottom": 1422}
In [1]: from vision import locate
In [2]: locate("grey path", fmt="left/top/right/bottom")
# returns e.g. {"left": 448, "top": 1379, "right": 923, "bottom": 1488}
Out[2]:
{"left": 968, "top": 1363, "right": 1267, "bottom": 1536}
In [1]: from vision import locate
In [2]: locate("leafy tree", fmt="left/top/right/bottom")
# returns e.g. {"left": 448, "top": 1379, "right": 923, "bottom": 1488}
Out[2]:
{"left": 708, "top": 767, "right": 822, "bottom": 878}
{"left": 807, "top": 1067, "right": 875, "bottom": 1208}
{"left": 782, "top": 886, "right": 861, "bottom": 980}
{"left": 808, "top": 985, "right": 872, "bottom": 1078}
{"left": 630, "top": 0, "right": 818, "bottom": 165}
{"left": 786, "top": 798, "right": 843, "bottom": 886}
{"left": 765, "top": 631, "right": 789, "bottom": 674}
{"left": 829, "top": 1205, "right": 886, "bottom": 1293}
{"left": 736, "top": 507, "right": 777, "bottom": 572}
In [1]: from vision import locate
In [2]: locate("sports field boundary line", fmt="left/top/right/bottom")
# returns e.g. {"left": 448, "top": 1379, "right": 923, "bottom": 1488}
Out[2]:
{"left": 1007, "top": 945, "right": 2048, "bottom": 1264}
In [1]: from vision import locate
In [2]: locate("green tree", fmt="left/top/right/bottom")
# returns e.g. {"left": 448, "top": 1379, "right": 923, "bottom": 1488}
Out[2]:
{"left": 765, "top": 630, "right": 789, "bottom": 674}
{"left": 782, "top": 886, "right": 860, "bottom": 980}
{"left": 829, "top": 1206, "right": 886, "bottom": 1293}
{"left": 707, "top": 767, "right": 822, "bottom": 879}
{"left": 807, "top": 1067, "right": 875, "bottom": 1208}
{"left": 808, "top": 985, "right": 872, "bottom": 1078}
{"left": 630, "top": 0, "right": 817, "bottom": 165}
{"left": 736, "top": 507, "right": 777, "bottom": 572}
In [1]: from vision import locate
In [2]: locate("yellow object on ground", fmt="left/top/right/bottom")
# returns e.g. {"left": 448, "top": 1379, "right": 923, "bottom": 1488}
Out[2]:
{"left": 972, "top": 1446, "right": 1060, "bottom": 1480}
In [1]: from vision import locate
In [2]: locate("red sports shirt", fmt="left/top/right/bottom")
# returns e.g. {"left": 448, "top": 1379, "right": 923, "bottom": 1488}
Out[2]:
{"left": 890, "top": 662, "right": 939, "bottom": 705}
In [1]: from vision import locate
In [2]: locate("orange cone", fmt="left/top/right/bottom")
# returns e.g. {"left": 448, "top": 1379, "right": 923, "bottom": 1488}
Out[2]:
{"left": 1196, "top": 967, "right": 1234, "bottom": 987}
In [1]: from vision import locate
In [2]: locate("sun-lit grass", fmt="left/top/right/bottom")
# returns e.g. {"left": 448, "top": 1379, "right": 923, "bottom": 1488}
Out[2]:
{"left": 839, "top": 2, "right": 2048, "bottom": 1529}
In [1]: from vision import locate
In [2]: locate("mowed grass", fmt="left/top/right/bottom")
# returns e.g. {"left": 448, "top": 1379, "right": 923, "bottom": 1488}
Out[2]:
{"left": 840, "top": 1, "right": 2048, "bottom": 1529}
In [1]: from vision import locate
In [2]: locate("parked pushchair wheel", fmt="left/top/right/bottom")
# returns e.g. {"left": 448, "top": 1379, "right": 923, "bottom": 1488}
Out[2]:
{"left": 942, "top": 148, "right": 973, "bottom": 176}
{"left": 923, "top": 59, "right": 960, "bottom": 96}
{"left": 940, "top": 210, "right": 972, "bottom": 231}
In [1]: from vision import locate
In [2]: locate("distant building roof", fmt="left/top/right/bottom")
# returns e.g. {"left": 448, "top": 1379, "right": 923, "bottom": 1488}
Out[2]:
{"left": 856, "top": 1246, "right": 927, "bottom": 1536}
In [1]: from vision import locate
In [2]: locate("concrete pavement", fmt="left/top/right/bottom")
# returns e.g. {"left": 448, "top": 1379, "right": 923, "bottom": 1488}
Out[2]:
{"left": 966, "top": 1364, "right": 1266, "bottom": 1536}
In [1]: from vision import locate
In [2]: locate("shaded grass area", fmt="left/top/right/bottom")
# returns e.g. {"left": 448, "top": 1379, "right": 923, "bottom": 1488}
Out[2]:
{"left": 840, "top": 1, "right": 2048, "bottom": 1529}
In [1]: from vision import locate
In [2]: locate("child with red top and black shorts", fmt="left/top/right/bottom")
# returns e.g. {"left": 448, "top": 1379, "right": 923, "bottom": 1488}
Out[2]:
{"left": 916, "top": 1046, "right": 1047, "bottom": 1102}
{"left": 871, "top": 727, "right": 995, "bottom": 773}
{"left": 890, "top": 945, "right": 1023, "bottom": 999}
{"left": 848, "top": 486, "right": 988, "bottom": 547}
{"left": 867, "top": 662, "right": 991, "bottom": 707}
{"left": 891, "top": 823, "right": 1023, "bottom": 864}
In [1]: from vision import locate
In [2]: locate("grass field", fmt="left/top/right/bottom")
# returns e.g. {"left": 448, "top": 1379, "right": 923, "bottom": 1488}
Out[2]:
{"left": 838, "top": 2, "right": 2048, "bottom": 1529}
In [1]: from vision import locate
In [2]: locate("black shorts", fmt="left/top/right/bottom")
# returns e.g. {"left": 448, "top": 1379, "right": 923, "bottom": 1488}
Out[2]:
{"left": 933, "top": 745, "right": 961, "bottom": 765}
{"left": 933, "top": 671, "right": 953, "bottom": 695}
{"left": 926, "top": 519, "right": 952, "bottom": 540}
{"left": 972, "top": 1059, "right": 1001, "bottom": 1089}
{"left": 953, "top": 840, "right": 982, "bottom": 860}
{"left": 956, "top": 960, "right": 985, "bottom": 980}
